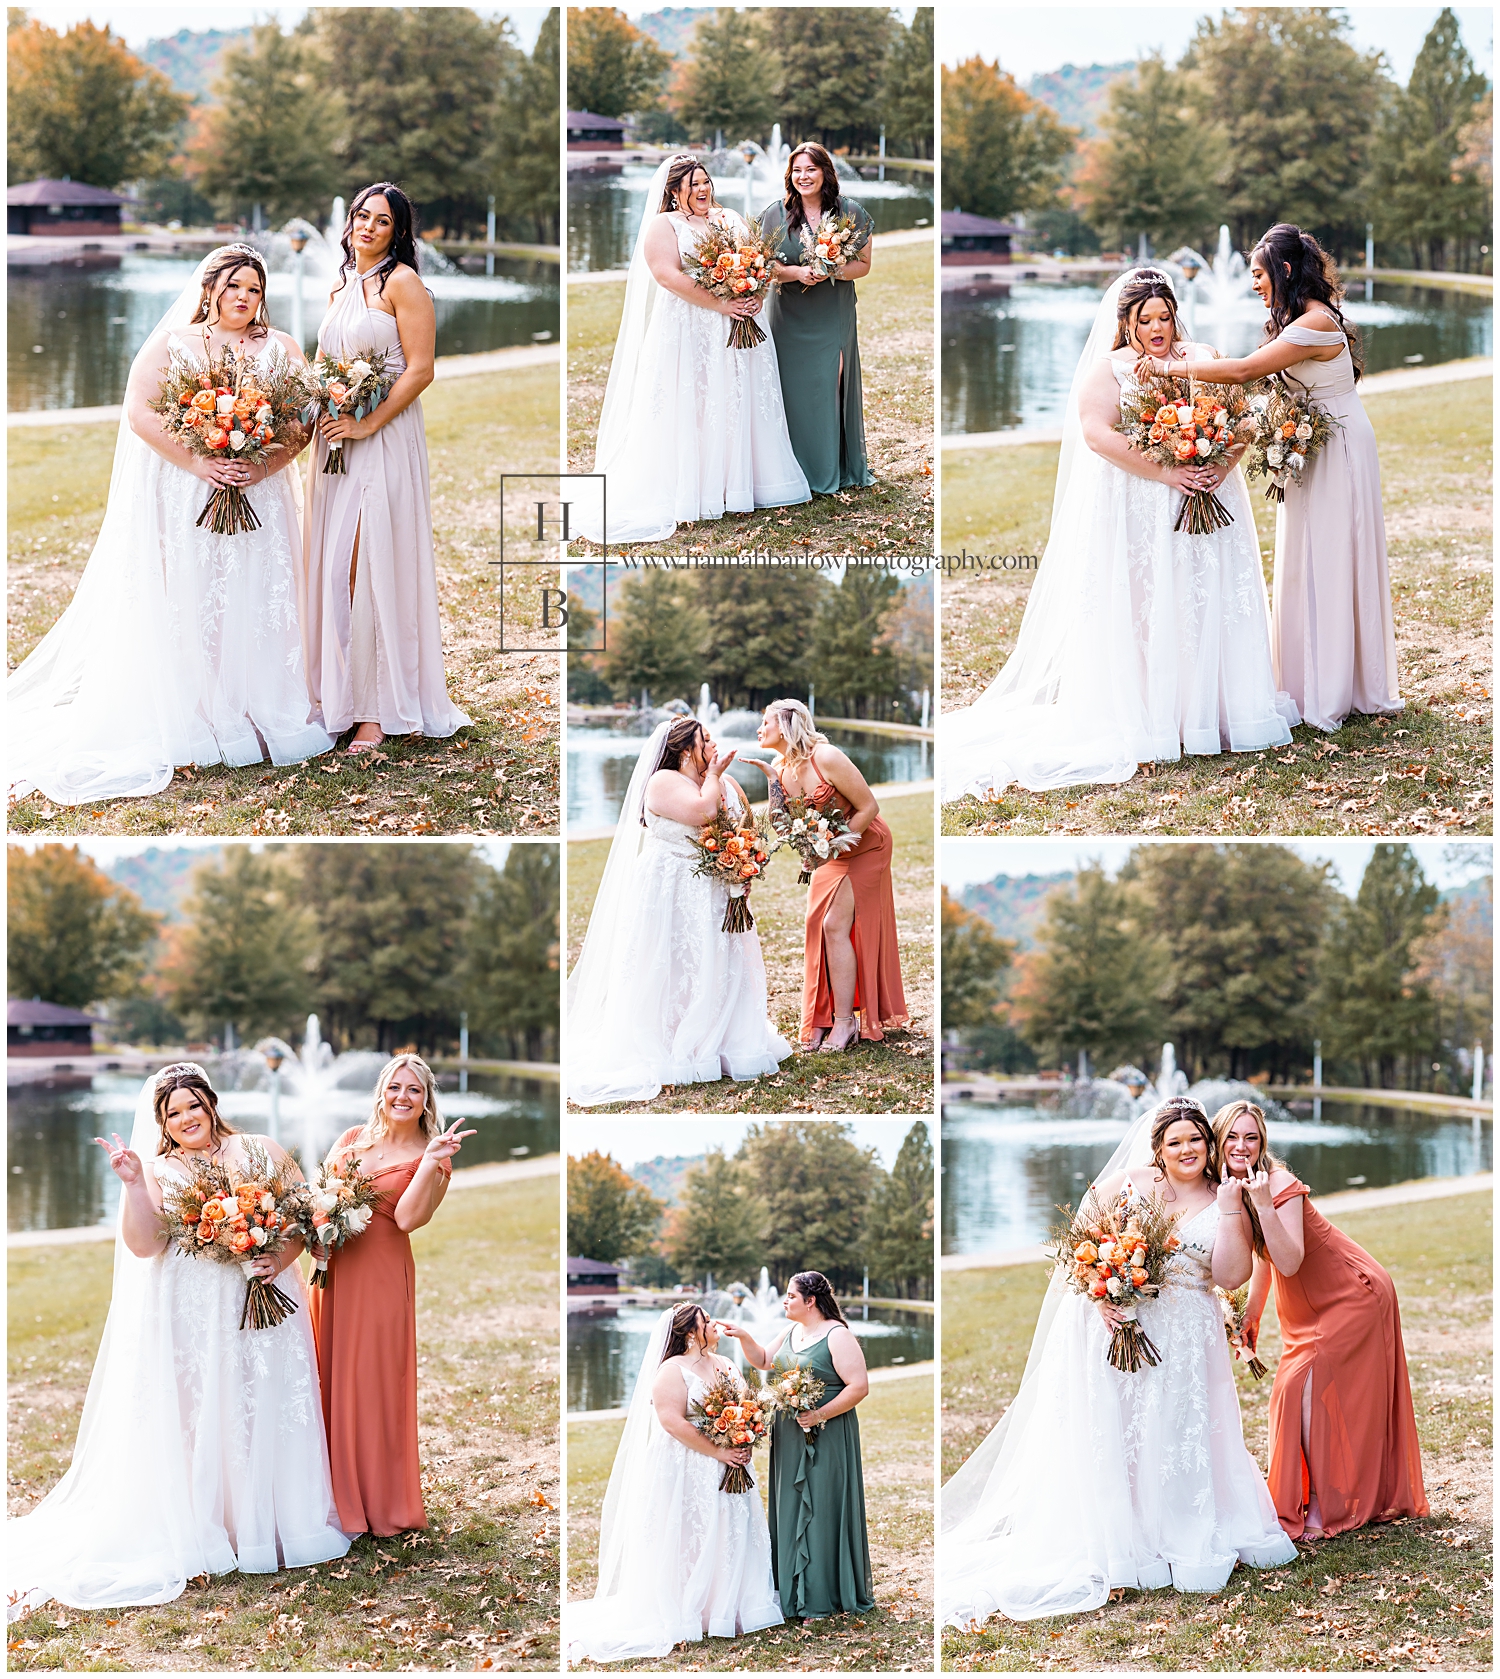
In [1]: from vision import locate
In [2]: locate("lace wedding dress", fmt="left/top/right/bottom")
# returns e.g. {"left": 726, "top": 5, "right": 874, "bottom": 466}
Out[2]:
{"left": 8, "top": 1097, "right": 349, "bottom": 1614}
{"left": 567, "top": 1335, "right": 782, "bottom": 1662}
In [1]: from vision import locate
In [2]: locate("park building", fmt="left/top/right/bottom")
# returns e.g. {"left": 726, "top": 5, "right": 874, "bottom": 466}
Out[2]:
{"left": 7, "top": 999, "right": 99, "bottom": 1057}
{"left": 8, "top": 179, "right": 133, "bottom": 238}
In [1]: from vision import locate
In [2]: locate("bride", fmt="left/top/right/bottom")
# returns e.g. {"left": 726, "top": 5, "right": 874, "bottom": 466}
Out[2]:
{"left": 567, "top": 716, "right": 791, "bottom": 1107}
{"left": 940, "top": 1096, "right": 1296, "bottom": 1627}
{"left": 941, "top": 267, "right": 1298, "bottom": 799}
{"left": 8, "top": 1064, "right": 349, "bottom": 1614}
{"left": 577, "top": 154, "right": 810, "bottom": 546}
{"left": 567, "top": 1304, "right": 783, "bottom": 1662}
{"left": 9, "top": 246, "right": 334, "bottom": 806}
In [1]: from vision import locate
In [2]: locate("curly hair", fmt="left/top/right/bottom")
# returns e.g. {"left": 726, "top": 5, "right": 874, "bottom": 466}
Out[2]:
{"left": 789, "top": 1269, "right": 848, "bottom": 1326}
{"left": 658, "top": 155, "right": 718, "bottom": 216}
{"left": 763, "top": 698, "right": 828, "bottom": 773}
{"left": 783, "top": 142, "right": 843, "bottom": 236}
{"left": 660, "top": 1301, "right": 710, "bottom": 1361}
{"left": 1110, "top": 271, "right": 1184, "bottom": 353}
{"left": 153, "top": 1067, "right": 236, "bottom": 1157}
{"left": 1252, "top": 222, "right": 1362, "bottom": 381}
{"left": 364, "top": 1053, "right": 442, "bottom": 1143}
{"left": 340, "top": 182, "right": 422, "bottom": 299}
{"left": 188, "top": 247, "right": 273, "bottom": 342}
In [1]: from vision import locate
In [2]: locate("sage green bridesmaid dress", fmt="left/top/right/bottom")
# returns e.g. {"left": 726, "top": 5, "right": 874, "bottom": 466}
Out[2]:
{"left": 767, "top": 1329, "right": 875, "bottom": 1618}
{"left": 757, "top": 198, "right": 876, "bottom": 495}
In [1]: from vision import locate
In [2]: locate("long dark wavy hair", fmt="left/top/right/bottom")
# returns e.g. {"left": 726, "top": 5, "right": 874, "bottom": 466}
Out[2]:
{"left": 1252, "top": 222, "right": 1362, "bottom": 381}
{"left": 783, "top": 142, "right": 843, "bottom": 237}
{"left": 641, "top": 718, "right": 707, "bottom": 826}
{"left": 188, "top": 247, "right": 273, "bottom": 341}
{"left": 153, "top": 1068, "right": 236, "bottom": 1157}
{"left": 658, "top": 154, "right": 719, "bottom": 215}
{"left": 340, "top": 182, "right": 421, "bottom": 297}
{"left": 660, "top": 1302, "right": 710, "bottom": 1362}
{"left": 1149, "top": 1097, "right": 1218, "bottom": 1186}
{"left": 789, "top": 1269, "right": 848, "bottom": 1326}
{"left": 1110, "top": 271, "right": 1185, "bottom": 353}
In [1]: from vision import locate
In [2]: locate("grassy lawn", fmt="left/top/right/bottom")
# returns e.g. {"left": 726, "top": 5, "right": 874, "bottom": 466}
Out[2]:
{"left": 7, "top": 367, "right": 561, "bottom": 838}
{"left": 566, "top": 1372, "right": 933, "bottom": 1670}
{"left": 940, "top": 1190, "right": 1492, "bottom": 1672}
{"left": 565, "top": 789, "right": 934, "bottom": 1113}
{"left": 7, "top": 1175, "right": 560, "bottom": 1672}
{"left": 939, "top": 378, "right": 1493, "bottom": 836}
{"left": 565, "top": 241, "right": 934, "bottom": 559}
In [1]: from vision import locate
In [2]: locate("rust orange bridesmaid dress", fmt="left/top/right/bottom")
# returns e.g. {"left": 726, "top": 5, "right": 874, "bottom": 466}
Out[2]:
{"left": 777, "top": 761, "right": 908, "bottom": 1044}
{"left": 309, "top": 1126, "right": 450, "bottom": 1537}
{"left": 1264, "top": 1180, "right": 1428, "bottom": 1540}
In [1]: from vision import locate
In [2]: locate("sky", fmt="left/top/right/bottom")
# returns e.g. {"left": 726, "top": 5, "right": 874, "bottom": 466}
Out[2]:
{"left": 24, "top": 5, "right": 550, "bottom": 53}
{"left": 940, "top": 5, "right": 1492, "bottom": 82}
{"left": 13, "top": 836, "right": 517, "bottom": 869}
{"left": 566, "top": 1117, "right": 926, "bottom": 1174}
{"left": 940, "top": 838, "right": 1492, "bottom": 898}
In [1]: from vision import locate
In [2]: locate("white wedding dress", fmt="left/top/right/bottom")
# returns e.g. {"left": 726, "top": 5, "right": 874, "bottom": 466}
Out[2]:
{"left": 8, "top": 252, "right": 334, "bottom": 805}
{"left": 8, "top": 1092, "right": 349, "bottom": 1615}
{"left": 568, "top": 1329, "right": 783, "bottom": 1663}
{"left": 941, "top": 1132, "right": 1296, "bottom": 1626}
{"left": 941, "top": 269, "right": 1298, "bottom": 800}
{"left": 576, "top": 166, "right": 810, "bottom": 546}
{"left": 567, "top": 723, "right": 791, "bottom": 1107}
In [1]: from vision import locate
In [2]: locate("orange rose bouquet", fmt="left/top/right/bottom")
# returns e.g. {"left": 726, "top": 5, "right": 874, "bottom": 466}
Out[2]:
{"left": 1048, "top": 1186, "right": 1179, "bottom": 1373}
{"left": 688, "top": 1368, "right": 770, "bottom": 1494}
{"left": 691, "top": 809, "right": 773, "bottom": 933}
{"left": 798, "top": 210, "right": 868, "bottom": 289}
{"left": 301, "top": 1154, "right": 382, "bottom": 1289}
{"left": 160, "top": 1142, "right": 309, "bottom": 1330}
{"left": 1116, "top": 370, "right": 1253, "bottom": 536}
{"left": 1216, "top": 1283, "right": 1270, "bottom": 1379}
{"left": 1241, "top": 377, "right": 1339, "bottom": 502}
{"left": 150, "top": 345, "right": 306, "bottom": 535}
{"left": 684, "top": 215, "right": 774, "bottom": 349}
{"left": 298, "top": 347, "right": 396, "bottom": 474}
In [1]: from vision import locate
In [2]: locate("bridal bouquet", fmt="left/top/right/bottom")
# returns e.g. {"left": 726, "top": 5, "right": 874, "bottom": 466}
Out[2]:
{"left": 688, "top": 1369, "right": 769, "bottom": 1494}
{"left": 160, "top": 1143, "right": 308, "bottom": 1331}
{"left": 1049, "top": 1187, "right": 1180, "bottom": 1373}
{"left": 1215, "top": 1283, "right": 1269, "bottom": 1379}
{"left": 798, "top": 210, "right": 868, "bottom": 288}
{"left": 299, "top": 347, "right": 396, "bottom": 474}
{"left": 150, "top": 345, "right": 305, "bottom": 535}
{"left": 763, "top": 1362, "right": 828, "bottom": 1439}
{"left": 1241, "top": 378, "right": 1339, "bottom": 502}
{"left": 1116, "top": 371, "right": 1253, "bottom": 536}
{"left": 301, "top": 1155, "right": 382, "bottom": 1289}
{"left": 770, "top": 792, "right": 859, "bottom": 884}
{"left": 684, "top": 218, "right": 774, "bottom": 349}
{"left": 691, "top": 811, "right": 772, "bottom": 933}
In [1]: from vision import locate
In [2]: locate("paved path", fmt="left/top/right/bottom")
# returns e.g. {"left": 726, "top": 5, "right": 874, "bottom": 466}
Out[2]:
{"left": 568, "top": 1359, "right": 935, "bottom": 1424}
{"left": 941, "top": 1173, "right": 1493, "bottom": 1271}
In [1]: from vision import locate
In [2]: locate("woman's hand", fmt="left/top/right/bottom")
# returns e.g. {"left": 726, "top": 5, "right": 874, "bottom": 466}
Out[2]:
{"left": 94, "top": 1133, "right": 144, "bottom": 1188}
{"left": 1241, "top": 1313, "right": 1261, "bottom": 1353}
{"left": 797, "top": 1408, "right": 823, "bottom": 1432}
{"left": 244, "top": 1251, "right": 284, "bottom": 1280}
{"left": 190, "top": 454, "right": 253, "bottom": 488}
{"left": 712, "top": 1320, "right": 747, "bottom": 1341}
{"left": 708, "top": 747, "right": 738, "bottom": 777}
{"left": 1133, "top": 353, "right": 1177, "bottom": 381}
{"left": 720, "top": 1443, "right": 752, "bottom": 1466}
{"left": 1094, "top": 1299, "right": 1125, "bottom": 1330}
{"left": 319, "top": 410, "right": 377, "bottom": 445}
{"left": 723, "top": 293, "right": 761, "bottom": 319}
{"left": 1243, "top": 1167, "right": 1274, "bottom": 1213}
{"left": 423, "top": 1118, "right": 478, "bottom": 1164}
{"left": 1163, "top": 462, "right": 1218, "bottom": 493}
{"left": 1216, "top": 1163, "right": 1248, "bottom": 1215}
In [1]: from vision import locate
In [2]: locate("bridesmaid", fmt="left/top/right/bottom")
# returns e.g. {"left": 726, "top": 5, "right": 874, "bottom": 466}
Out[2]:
{"left": 721, "top": 1272, "right": 874, "bottom": 1619}
{"left": 751, "top": 698, "right": 907, "bottom": 1052}
{"left": 1212, "top": 1100, "right": 1428, "bottom": 1540}
{"left": 1135, "top": 222, "right": 1400, "bottom": 731}
{"left": 303, "top": 181, "right": 470, "bottom": 754}
{"left": 759, "top": 143, "right": 876, "bottom": 495}
{"left": 309, "top": 1054, "right": 474, "bottom": 1536}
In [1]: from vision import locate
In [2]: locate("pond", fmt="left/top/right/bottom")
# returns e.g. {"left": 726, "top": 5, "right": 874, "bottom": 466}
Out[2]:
{"left": 569, "top": 163, "right": 933, "bottom": 273}
{"left": 941, "top": 280, "right": 1495, "bottom": 436}
{"left": 568, "top": 1299, "right": 933, "bottom": 1413}
{"left": 567, "top": 719, "right": 932, "bottom": 829}
{"left": 941, "top": 1096, "right": 1492, "bottom": 1255}
{"left": 7, "top": 1066, "right": 559, "bottom": 1233}
{"left": 8, "top": 252, "right": 560, "bottom": 411}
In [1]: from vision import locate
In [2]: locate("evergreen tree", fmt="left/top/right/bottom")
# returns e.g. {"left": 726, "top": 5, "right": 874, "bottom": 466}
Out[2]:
{"left": 663, "top": 1149, "right": 768, "bottom": 1285}
{"left": 696, "top": 567, "right": 823, "bottom": 711}
{"left": 567, "top": 7, "right": 672, "bottom": 120}
{"left": 462, "top": 844, "right": 559, "bottom": 1062}
{"left": 863, "top": 1122, "right": 933, "bottom": 1298}
{"left": 674, "top": 8, "right": 777, "bottom": 145}
{"left": 879, "top": 6, "right": 934, "bottom": 159}
{"left": 941, "top": 55, "right": 1074, "bottom": 220}
{"left": 762, "top": 8, "right": 896, "bottom": 154}
{"left": 735, "top": 1120, "right": 876, "bottom": 1295}
{"left": 940, "top": 887, "right": 1013, "bottom": 1029}
{"left": 600, "top": 570, "right": 708, "bottom": 706}
{"left": 810, "top": 569, "right": 901, "bottom": 718}
{"left": 8, "top": 845, "right": 159, "bottom": 1010}
{"left": 487, "top": 8, "right": 561, "bottom": 244}
{"left": 568, "top": 1150, "right": 663, "bottom": 1263}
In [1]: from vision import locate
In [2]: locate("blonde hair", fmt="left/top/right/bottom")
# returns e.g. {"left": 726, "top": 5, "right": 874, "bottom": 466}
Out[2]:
{"left": 1211, "top": 1100, "right": 1287, "bottom": 1258}
{"left": 765, "top": 698, "right": 828, "bottom": 772}
{"left": 365, "top": 1053, "right": 442, "bottom": 1142}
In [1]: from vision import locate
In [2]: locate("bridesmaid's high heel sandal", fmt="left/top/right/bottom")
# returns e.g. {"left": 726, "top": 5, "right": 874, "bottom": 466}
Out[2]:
{"left": 346, "top": 725, "right": 386, "bottom": 755}
{"left": 820, "top": 1015, "right": 859, "bottom": 1053}
{"left": 798, "top": 1028, "right": 828, "bottom": 1053}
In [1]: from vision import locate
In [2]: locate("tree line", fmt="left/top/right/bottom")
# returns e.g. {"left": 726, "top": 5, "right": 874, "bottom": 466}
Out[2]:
{"left": 943, "top": 843, "right": 1492, "bottom": 1093}
{"left": 7, "top": 8, "right": 560, "bottom": 243}
{"left": 568, "top": 1120, "right": 933, "bottom": 1300}
{"left": 8, "top": 842, "right": 560, "bottom": 1063}
{"left": 568, "top": 6, "right": 933, "bottom": 158}
{"left": 567, "top": 566, "right": 933, "bottom": 722}
{"left": 943, "top": 7, "right": 1491, "bottom": 272}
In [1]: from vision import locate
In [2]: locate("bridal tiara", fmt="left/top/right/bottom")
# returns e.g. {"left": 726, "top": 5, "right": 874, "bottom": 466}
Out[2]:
{"left": 154, "top": 1061, "right": 212, "bottom": 1090}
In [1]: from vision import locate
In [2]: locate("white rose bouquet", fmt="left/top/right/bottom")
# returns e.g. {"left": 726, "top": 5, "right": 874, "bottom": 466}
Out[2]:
{"left": 1241, "top": 377, "right": 1340, "bottom": 502}
{"left": 798, "top": 209, "right": 868, "bottom": 289}
{"left": 302, "top": 1154, "right": 383, "bottom": 1287}
{"left": 299, "top": 347, "right": 396, "bottom": 474}
{"left": 770, "top": 790, "right": 859, "bottom": 884}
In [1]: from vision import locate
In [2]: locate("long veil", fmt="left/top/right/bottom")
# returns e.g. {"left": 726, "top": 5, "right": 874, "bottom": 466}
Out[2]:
{"left": 593, "top": 1307, "right": 674, "bottom": 1597}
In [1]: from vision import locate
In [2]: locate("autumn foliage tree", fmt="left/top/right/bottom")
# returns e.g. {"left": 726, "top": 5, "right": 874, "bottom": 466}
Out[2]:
{"left": 8, "top": 845, "right": 159, "bottom": 1010}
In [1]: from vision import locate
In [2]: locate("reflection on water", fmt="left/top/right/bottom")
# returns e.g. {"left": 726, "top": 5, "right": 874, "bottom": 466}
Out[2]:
{"left": 7, "top": 1069, "right": 559, "bottom": 1232}
{"left": 568, "top": 721, "right": 930, "bottom": 828}
{"left": 569, "top": 164, "right": 934, "bottom": 273}
{"left": 567, "top": 1299, "right": 933, "bottom": 1412}
{"left": 941, "top": 1097, "right": 1492, "bottom": 1254}
{"left": 942, "top": 281, "right": 1495, "bottom": 436}
{"left": 9, "top": 253, "right": 560, "bottom": 410}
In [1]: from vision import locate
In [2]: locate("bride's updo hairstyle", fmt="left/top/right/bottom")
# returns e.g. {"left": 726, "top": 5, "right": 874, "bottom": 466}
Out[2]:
{"left": 765, "top": 699, "right": 827, "bottom": 773}
{"left": 1252, "top": 223, "right": 1362, "bottom": 380}
{"left": 641, "top": 718, "right": 707, "bottom": 825}
{"left": 1148, "top": 1095, "right": 1217, "bottom": 1184}
{"left": 365, "top": 1052, "right": 442, "bottom": 1142}
{"left": 660, "top": 1301, "right": 710, "bottom": 1360}
{"left": 659, "top": 154, "right": 718, "bottom": 215}
{"left": 153, "top": 1062, "right": 236, "bottom": 1156}
{"left": 789, "top": 1269, "right": 848, "bottom": 1326}
{"left": 340, "top": 182, "right": 422, "bottom": 298}
{"left": 783, "top": 142, "right": 842, "bottom": 235}
{"left": 189, "top": 246, "right": 273, "bottom": 342}
{"left": 1211, "top": 1099, "right": 1287, "bottom": 1257}
{"left": 1110, "top": 270, "right": 1184, "bottom": 353}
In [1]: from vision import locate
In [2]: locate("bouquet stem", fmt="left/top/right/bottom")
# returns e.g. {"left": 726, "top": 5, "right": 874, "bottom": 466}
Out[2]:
{"left": 718, "top": 1462, "right": 756, "bottom": 1495}
{"left": 323, "top": 442, "right": 347, "bottom": 476}
{"left": 1108, "top": 1320, "right": 1162, "bottom": 1373}
{"left": 722, "top": 892, "right": 755, "bottom": 934}
{"left": 1174, "top": 488, "right": 1234, "bottom": 536}
{"left": 240, "top": 1275, "right": 299, "bottom": 1331}
{"left": 1262, "top": 483, "right": 1287, "bottom": 503}
{"left": 309, "top": 1257, "right": 331, "bottom": 1290}
{"left": 726, "top": 316, "right": 767, "bottom": 351}
{"left": 197, "top": 485, "right": 261, "bottom": 536}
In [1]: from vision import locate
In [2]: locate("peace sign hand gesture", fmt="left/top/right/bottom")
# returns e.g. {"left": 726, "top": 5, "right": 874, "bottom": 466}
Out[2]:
{"left": 1215, "top": 1159, "right": 1247, "bottom": 1213}
{"left": 423, "top": 1118, "right": 477, "bottom": 1163}
{"left": 95, "top": 1132, "right": 144, "bottom": 1188}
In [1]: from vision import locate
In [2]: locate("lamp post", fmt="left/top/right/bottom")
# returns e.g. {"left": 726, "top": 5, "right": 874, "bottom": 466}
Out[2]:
{"left": 1365, "top": 222, "right": 1374, "bottom": 301}
{"left": 459, "top": 1009, "right": 470, "bottom": 1095}
{"left": 486, "top": 194, "right": 496, "bottom": 278}
{"left": 1312, "top": 1037, "right": 1322, "bottom": 1123}
{"left": 288, "top": 225, "right": 309, "bottom": 350}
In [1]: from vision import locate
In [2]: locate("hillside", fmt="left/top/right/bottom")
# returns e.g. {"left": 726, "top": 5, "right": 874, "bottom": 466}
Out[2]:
{"left": 958, "top": 870, "right": 1072, "bottom": 949}
{"left": 1027, "top": 60, "right": 1134, "bottom": 138}
{"left": 627, "top": 1153, "right": 701, "bottom": 1205}
{"left": 139, "top": 28, "right": 251, "bottom": 100}
{"left": 104, "top": 846, "right": 216, "bottom": 922}
{"left": 634, "top": 9, "right": 701, "bottom": 58}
